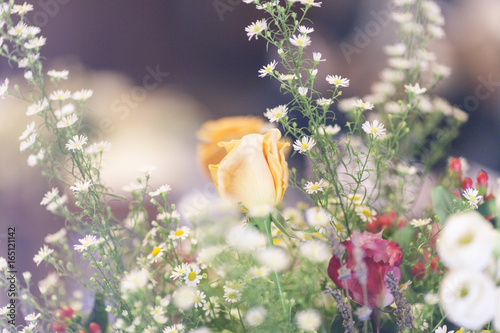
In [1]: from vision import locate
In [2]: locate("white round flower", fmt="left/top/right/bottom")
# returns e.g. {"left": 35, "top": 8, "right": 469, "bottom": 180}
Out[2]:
{"left": 245, "top": 306, "right": 267, "bottom": 327}
{"left": 173, "top": 286, "right": 196, "bottom": 310}
{"left": 437, "top": 211, "right": 496, "bottom": 271}
{"left": 226, "top": 225, "right": 266, "bottom": 253}
{"left": 299, "top": 240, "right": 331, "bottom": 263}
{"left": 120, "top": 269, "right": 149, "bottom": 294}
{"left": 255, "top": 247, "right": 291, "bottom": 272}
{"left": 439, "top": 270, "right": 496, "bottom": 330}
{"left": 295, "top": 309, "right": 321, "bottom": 331}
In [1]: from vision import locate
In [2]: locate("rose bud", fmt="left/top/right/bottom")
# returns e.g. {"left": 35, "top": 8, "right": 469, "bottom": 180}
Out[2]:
{"left": 197, "top": 116, "right": 268, "bottom": 178}
{"left": 462, "top": 177, "right": 473, "bottom": 189}
{"left": 52, "top": 322, "right": 66, "bottom": 332}
{"left": 89, "top": 322, "right": 102, "bottom": 333}
{"left": 477, "top": 170, "right": 488, "bottom": 187}
{"left": 209, "top": 128, "right": 289, "bottom": 212}
{"left": 449, "top": 157, "right": 462, "bottom": 173}
{"left": 62, "top": 306, "right": 75, "bottom": 318}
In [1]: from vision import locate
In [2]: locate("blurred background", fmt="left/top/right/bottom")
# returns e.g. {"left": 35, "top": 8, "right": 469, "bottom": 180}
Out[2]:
{"left": 1, "top": 0, "right": 500, "bottom": 315}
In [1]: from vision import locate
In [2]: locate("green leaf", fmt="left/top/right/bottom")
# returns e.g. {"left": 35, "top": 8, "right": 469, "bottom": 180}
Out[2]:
{"left": 431, "top": 185, "right": 457, "bottom": 225}
{"left": 478, "top": 198, "right": 497, "bottom": 226}
{"left": 391, "top": 226, "right": 415, "bottom": 251}
{"left": 271, "top": 211, "right": 297, "bottom": 239}
{"left": 85, "top": 292, "right": 108, "bottom": 333}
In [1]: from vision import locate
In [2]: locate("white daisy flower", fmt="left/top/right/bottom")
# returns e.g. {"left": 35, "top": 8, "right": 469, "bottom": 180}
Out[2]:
{"left": 49, "top": 89, "right": 72, "bottom": 101}
{"left": 223, "top": 288, "right": 242, "bottom": 303}
{"left": 354, "top": 99, "right": 374, "bottom": 110}
{"left": 86, "top": 141, "right": 112, "bottom": 155}
{"left": 303, "top": 179, "right": 327, "bottom": 194}
{"left": 245, "top": 19, "right": 267, "bottom": 40}
{"left": 290, "top": 34, "right": 311, "bottom": 48}
{"left": 120, "top": 269, "right": 149, "bottom": 293}
{"left": 170, "top": 263, "right": 189, "bottom": 281}
{"left": 19, "top": 121, "right": 36, "bottom": 140}
{"left": 47, "top": 70, "right": 69, "bottom": 80}
{"left": 193, "top": 290, "right": 207, "bottom": 308}
{"left": 65, "top": 135, "right": 88, "bottom": 151}
{"left": 139, "top": 165, "right": 158, "bottom": 177}
{"left": 258, "top": 60, "right": 277, "bottom": 78}
{"left": 305, "top": 207, "right": 331, "bottom": 233}
{"left": 298, "top": 87, "right": 309, "bottom": 96}
{"left": 56, "top": 114, "right": 78, "bottom": 128}
{"left": 264, "top": 104, "right": 288, "bottom": 122}
{"left": 147, "top": 243, "right": 167, "bottom": 264}
{"left": 19, "top": 134, "right": 36, "bottom": 152}
{"left": 40, "top": 188, "right": 59, "bottom": 206}
{"left": 70, "top": 179, "right": 92, "bottom": 193}
{"left": 26, "top": 98, "right": 49, "bottom": 116}
{"left": 462, "top": 188, "right": 483, "bottom": 209}
{"left": 12, "top": 3, "right": 34, "bottom": 14}
{"left": 316, "top": 98, "right": 332, "bottom": 106}
{"left": 203, "top": 296, "right": 221, "bottom": 317}
{"left": 410, "top": 218, "right": 432, "bottom": 227}
{"left": 313, "top": 52, "right": 325, "bottom": 62}
{"left": 33, "top": 245, "right": 54, "bottom": 266}
{"left": 169, "top": 226, "right": 190, "bottom": 240}
{"left": 184, "top": 265, "right": 203, "bottom": 287}
{"left": 163, "top": 324, "right": 185, "bottom": 333}
{"left": 73, "top": 235, "right": 98, "bottom": 252}
{"left": 24, "top": 313, "right": 40, "bottom": 321}
{"left": 44, "top": 228, "right": 67, "bottom": 243}
{"left": 321, "top": 124, "right": 341, "bottom": 135}
{"left": 326, "top": 74, "right": 350, "bottom": 87}
{"left": 0, "top": 78, "right": 9, "bottom": 98}
{"left": 72, "top": 89, "right": 93, "bottom": 101}
{"left": 24, "top": 36, "right": 46, "bottom": 49}
{"left": 293, "top": 136, "right": 316, "bottom": 154}
{"left": 147, "top": 184, "right": 171, "bottom": 197}
{"left": 405, "top": 83, "right": 426, "bottom": 95}
{"left": 298, "top": 25, "right": 314, "bottom": 34}
{"left": 8, "top": 22, "right": 28, "bottom": 37}
{"left": 362, "top": 120, "right": 386, "bottom": 139}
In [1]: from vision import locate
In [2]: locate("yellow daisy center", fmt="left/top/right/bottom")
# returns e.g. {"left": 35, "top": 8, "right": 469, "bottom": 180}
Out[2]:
{"left": 188, "top": 271, "right": 197, "bottom": 281}
{"left": 152, "top": 247, "right": 161, "bottom": 257}
{"left": 362, "top": 209, "right": 371, "bottom": 217}
{"left": 301, "top": 143, "right": 309, "bottom": 150}
{"left": 458, "top": 232, "right": 473, "bottom": 245}
{"left": 175, "top": 230, "right": 184, "bottom": 237}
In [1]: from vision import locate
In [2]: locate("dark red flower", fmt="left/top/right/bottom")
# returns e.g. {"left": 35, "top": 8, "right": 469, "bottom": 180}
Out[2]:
{"left": 327, "top": 231, "right": 403, "bottom": 309}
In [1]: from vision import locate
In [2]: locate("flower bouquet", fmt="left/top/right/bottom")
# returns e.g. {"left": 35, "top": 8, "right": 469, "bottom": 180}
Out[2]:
{"left": 0, "top": 0, "right": 499, "bottom": 332}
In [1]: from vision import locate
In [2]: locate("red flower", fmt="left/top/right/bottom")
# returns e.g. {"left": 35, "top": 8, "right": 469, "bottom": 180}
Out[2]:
{"left": 449, "top": 157, "right": 462, "bottom": 173}
{"left": 327, "top": 231, "right": 403, "bottom": 309}
{"left": 477, "top": 170, "right": 488, "bottom": 187}
{"left": 462, "top": 177, "right": 473, "bottom": 189}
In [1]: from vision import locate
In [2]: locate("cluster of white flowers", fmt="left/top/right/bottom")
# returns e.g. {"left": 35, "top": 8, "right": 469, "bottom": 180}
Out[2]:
{"left": 437, "top": 211, "right": 500, "bottom": 330}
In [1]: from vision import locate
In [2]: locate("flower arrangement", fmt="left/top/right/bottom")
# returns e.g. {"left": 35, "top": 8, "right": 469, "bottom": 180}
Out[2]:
{"left": 0, "top": 0, "right": 499, "bottom": 333}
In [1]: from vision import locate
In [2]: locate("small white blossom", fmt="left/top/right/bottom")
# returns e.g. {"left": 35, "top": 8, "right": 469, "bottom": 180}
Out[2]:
{"left": 56, "top": 114, "right": 78, "bottom": 128}
{"left": 24, "top": 36, "right": 46, "bottom": 49}
{"left": 298, "top": 86, "right": 308, "bottom": 96}
{"left": 362, "top": 120, "right": 386, "bottom": 139}
{"left": 295, "top": 309, "right": 322, "bottom": 331}
{"left": 293, "top": 136, "right": 316, "bottom": 154}
{"left": 26, "top": 98, "right": 49, "bottom": 115}
{"left": 313, "top": 52, "right": 325, "bottom": 62}
{"left": 410, "top": 218, "right": 432, "bottom": 227}
{"left": 49, "top": 89, "right": 72, "bottom": 101}
{"left": 74, "top": 235, "right": 98, "bottom": 252}
{"left": 290, "top": 34, "right": 311, "bottom": 48}
{"left": 245, "top": 19, "right": 267, "bottom": 40}
{"left": 462, "top": 188, "right": 483, "bottom": 209}
{"left": 326, "top": 75, "right": 349, "bottom": 87}
{"left": 303, "top": 179, "right": 327, "bottom": 194}
{"left": 405, "top": 83, "right": 427, "bottom": 94}
{"left": 65, "top": 135, "right": 88, "bottom": 151}
{"left": 33, "top": 245, "right": 54, "bottom": 266}
{"left": 72, "top": 89, "right": 93, "bottom": 101}
{"left": 0, "top": 78, "right": 9, "bottom": 98}
{"left": 298, "top": 25, "right": 314, "bottom": 34}
{"left": 70, "top": 179, "right": 92, "bottom": 193}
{"left": 264, "top": 104, "right": 288, "bottom": 122}
{"left": 354, "top": 99, "right": 374, "bottom": 110}
{"left": 258, "top": 60, "right": 277, "bottom": 78}
{"left": 47, "top": 70, "right": 69, "bottom": 80}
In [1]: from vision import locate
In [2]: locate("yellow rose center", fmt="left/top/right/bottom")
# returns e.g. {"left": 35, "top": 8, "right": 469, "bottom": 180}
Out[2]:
{"left": 458, "top": 232, "right": 473, "bottom": 245}
{"left": 174, "top": 230, "right": 184, "bottom": 237}
{"left": 151, "top": 247, "right": 161, "bottom": 257}
{"left": 188, "top": 271, "right": 197, "bottom": 281}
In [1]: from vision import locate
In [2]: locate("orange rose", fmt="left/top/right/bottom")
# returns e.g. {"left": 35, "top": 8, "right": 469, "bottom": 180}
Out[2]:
{"left": 209, "top": 128, "right": 289, "bottom": 211}
{"left": 197, "top": 116, "right": 268, "bottom": 177}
